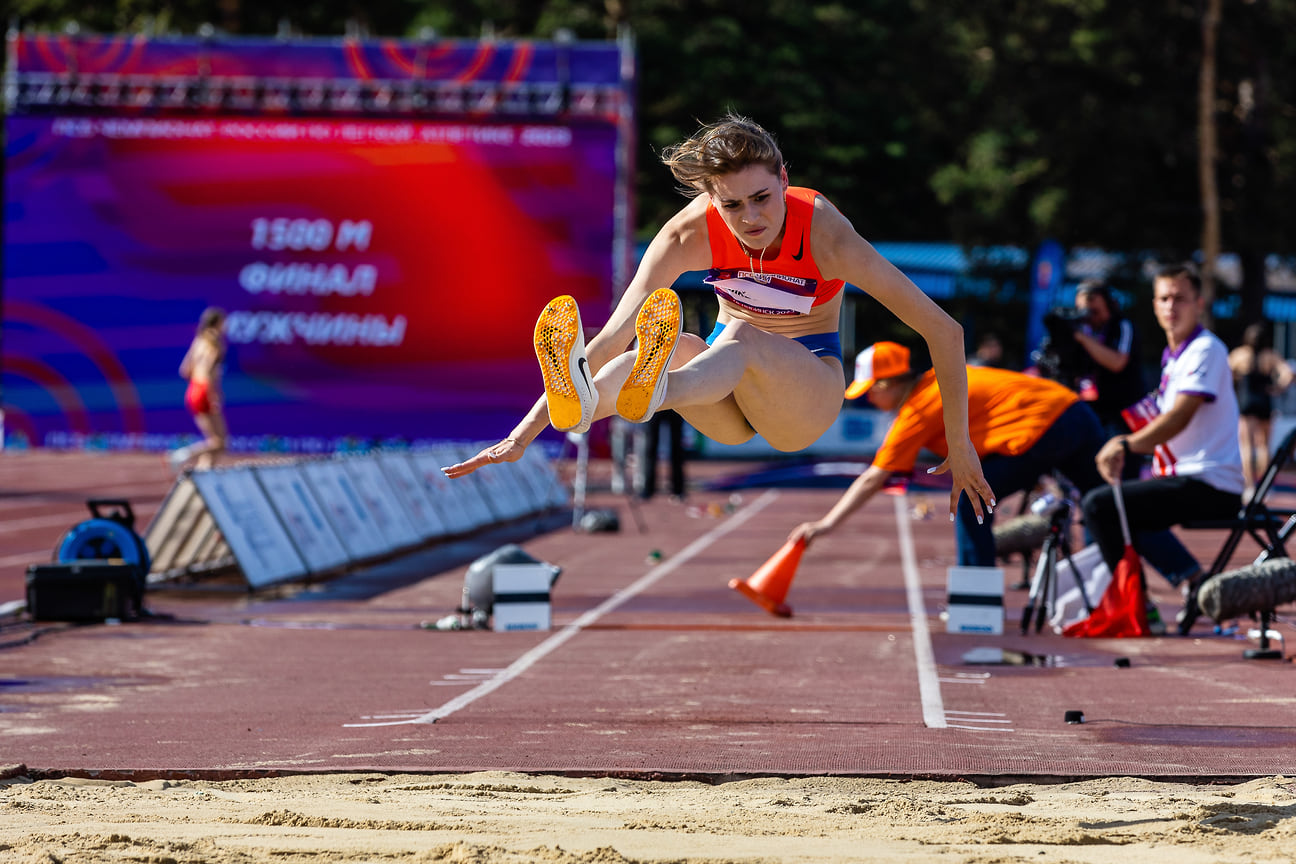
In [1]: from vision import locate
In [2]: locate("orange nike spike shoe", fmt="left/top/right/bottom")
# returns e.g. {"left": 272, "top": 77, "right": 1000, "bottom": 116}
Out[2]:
{"left": 616, "top": 288, "right": 682, "bottom": 424}
{"left": 534, "top": 295, "right": 598, "bottom": 433}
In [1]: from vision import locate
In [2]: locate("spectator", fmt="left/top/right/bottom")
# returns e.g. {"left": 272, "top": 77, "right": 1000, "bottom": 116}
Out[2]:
{"left": 1071, "top": 280, "right": 1198, "bottom": 607}
{"left": 1081, "top": 263, "right": 1244, "bottom": 636}
{"left": 788, "top": 342, "right": 1106, "bottom": 566}
{"left": 638, "top": 410, "right": 687, "bottom": 500}
{"left": 1229, "top": 322, "right": 1295, "bottom": 497}
{"left": 168, "top": 306, "right": 228, "bottom": 471}
{"left": 1072, "top": 281, "right": 1147, "bottom": 480}
{"left": 968, "top": 332, "right": 1006, "bottom": 368}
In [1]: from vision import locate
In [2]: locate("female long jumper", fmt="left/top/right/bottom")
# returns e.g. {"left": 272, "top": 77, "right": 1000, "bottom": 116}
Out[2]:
{"left": 445, "top": 114, "right": 994, "bottom": 519}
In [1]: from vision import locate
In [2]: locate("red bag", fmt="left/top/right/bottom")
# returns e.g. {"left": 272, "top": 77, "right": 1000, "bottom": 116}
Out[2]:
{"left": 1063, "top": 483, "right": 1150, "bottom": 638}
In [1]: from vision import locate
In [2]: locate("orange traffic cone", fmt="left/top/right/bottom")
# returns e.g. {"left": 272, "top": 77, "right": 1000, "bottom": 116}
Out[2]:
{"left": 728, "top": 537, "right": 805, "bottom": 617}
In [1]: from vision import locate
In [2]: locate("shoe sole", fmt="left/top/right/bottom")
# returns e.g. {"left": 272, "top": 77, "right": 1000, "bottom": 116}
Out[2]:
{"left": 534, "top": 295, "right": 597, "bottom": 433}
{"left": 617, "top": 288, "right": 681, "bottom": 424}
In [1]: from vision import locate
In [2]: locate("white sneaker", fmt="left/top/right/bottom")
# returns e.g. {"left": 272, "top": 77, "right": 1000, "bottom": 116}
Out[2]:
{"left": 167, "top": 445, "right": 192, "bottom": 470}
{"left": 534, "top": 295, "right": 598, "bottom": 433}
{"left": 616, "top": 288, "right": 682, "bottom": 424}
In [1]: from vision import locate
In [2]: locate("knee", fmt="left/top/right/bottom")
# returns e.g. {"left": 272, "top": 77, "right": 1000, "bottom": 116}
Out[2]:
{"left": 709, "top": 320, "right": 755, "bottom": 345}
{"left": 672, "top": 334, "right": 709, "bottom": 367}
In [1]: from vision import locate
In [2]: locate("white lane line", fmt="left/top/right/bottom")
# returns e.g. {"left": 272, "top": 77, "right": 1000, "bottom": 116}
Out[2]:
{"left": 345, "top": 489, "right": 781, "bottom": 727}
{"left": 946, "top": 723, "right": 1015, "bottom": 733}
{"left": 946, "top": 715, "right": 1011, "bottom": 724}
{"left": 894, "top": 493, "right": 946, "bottom": 729}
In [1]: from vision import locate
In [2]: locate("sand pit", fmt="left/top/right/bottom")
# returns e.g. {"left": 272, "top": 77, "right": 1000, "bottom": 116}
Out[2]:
{"left": 3, "top": 770, "right": 1296, "bottom": 863}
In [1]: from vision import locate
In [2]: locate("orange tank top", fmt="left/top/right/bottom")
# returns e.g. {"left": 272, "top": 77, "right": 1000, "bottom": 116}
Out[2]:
{"left": 703, "top": 186, "right": 845, "bottom": 316}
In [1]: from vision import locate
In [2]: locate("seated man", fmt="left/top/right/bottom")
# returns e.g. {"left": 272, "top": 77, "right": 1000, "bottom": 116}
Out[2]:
{"left": 1081, "top": 263, "right": 1244, "bottom": 636}
{"left": 789, "top": 341, "right": 1107, "bottom": 566}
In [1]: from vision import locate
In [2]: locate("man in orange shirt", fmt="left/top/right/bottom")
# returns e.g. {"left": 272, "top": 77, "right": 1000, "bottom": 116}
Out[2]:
{"left": 789, "top": 342, "right": 1107, "bottom": 566}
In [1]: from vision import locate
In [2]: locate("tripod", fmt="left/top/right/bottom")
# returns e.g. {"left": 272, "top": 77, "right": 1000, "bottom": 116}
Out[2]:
{"left": 1019, "top": 497, "right": 1095, "bottom": 634}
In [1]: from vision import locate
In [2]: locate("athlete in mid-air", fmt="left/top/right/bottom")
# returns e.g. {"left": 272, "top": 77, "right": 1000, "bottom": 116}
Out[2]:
{"left": 444, "top": 113, "right": 994, "bottom": 519}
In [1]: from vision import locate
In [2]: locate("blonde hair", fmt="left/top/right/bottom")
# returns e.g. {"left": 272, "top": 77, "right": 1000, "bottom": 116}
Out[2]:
{"left": 659, "top": 113, "right": 784, "bottom": 196}
{"left": 198, "top": 306, "right": 226, "bottom": 334}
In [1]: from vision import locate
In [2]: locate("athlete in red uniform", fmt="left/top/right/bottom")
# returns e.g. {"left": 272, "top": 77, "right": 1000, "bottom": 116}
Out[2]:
{"left": 447, "top": 114, "right": 994, "bottom": 519}
{"left": 168, "top": 307, "right": 228, "bottom": 471}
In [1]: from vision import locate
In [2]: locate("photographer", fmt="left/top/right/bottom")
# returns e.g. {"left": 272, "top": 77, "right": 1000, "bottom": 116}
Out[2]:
{"left": 1072, "top": 281, "right": 1148, "bottom": 461}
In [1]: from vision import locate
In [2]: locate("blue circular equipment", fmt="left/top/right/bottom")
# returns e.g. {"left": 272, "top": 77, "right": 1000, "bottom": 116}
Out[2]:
{"left": 55, "top": 517, "right": 151, "bottom": 572}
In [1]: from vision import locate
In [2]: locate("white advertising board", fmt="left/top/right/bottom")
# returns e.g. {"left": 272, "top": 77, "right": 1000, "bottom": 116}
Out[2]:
{"left": 191, "top": 468, "right": 307, "bottom": 588}
{"left": 342, "top": 456, "right": 422, "bottom": 551}
{"left": 300, "top": 459, "right": 391, "bottom": 561}
{"left": 253, "top": 463, "right": 350, "bottom": 575}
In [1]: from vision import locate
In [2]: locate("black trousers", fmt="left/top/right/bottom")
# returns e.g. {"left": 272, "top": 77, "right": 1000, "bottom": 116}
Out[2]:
{"left": 1080, "top": 476, "right": 1240, "bottom": 575}
{"left": 640, "top": 411, "right": 686, "bottom": 498}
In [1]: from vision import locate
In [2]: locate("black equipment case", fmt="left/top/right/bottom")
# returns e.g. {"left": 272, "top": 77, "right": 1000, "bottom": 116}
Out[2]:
{"left": 26, "top": 560, "right": 145, "bottom": 622}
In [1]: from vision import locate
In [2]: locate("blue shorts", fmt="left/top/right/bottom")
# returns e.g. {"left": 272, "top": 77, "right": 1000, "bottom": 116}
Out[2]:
{"left": 705, "top": 322, "right": 842, "bottom": 362}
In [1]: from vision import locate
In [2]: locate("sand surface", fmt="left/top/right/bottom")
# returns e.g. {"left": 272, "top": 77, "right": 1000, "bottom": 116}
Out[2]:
{"left": 3, "top": 770, "right": 1296, "bottom": 863}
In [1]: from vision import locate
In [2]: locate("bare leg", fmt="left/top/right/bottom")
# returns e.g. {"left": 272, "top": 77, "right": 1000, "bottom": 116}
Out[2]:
{"left": 590, "top": 323, "right": 843, "bottom": 449}
{"left": 1238, "top": 418, "right": 1255, "bottom": 490}
{"left": 1252, "top": 416, "right": 1273, "bottom": 485}
{"left": 189, "top": 411, "right": 228, "bottom": 470}
{"left": 663, "top": 322, "right": 844, "bottom": 451}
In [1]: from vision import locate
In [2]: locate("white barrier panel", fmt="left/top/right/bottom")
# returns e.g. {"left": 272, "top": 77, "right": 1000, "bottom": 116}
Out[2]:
{"left": 300, "top": 459, "right": 392, "bottom": 562}
{"left": 378, "top": 452, "right": 449, "bottom": 541}
{"left": 407, "top": 449, "right": 479, "bottom": 534}
{"left": 517, "top": 446, "right": 570, "bottom": 508}
{"left": 495, "top": 452, "right": 547, "bottom": 513}
{"left": 420, "top": 445, "right": 496, "bottom": 530}
{"left": 191, "top": 468, "right": 308, "bottom": 589}
{"left": 253, "top": 463, "right": 350, "bottom": 575}
{"left": 454, "top": 441, "right": 532, "bottom": 520}
{"left": 342, "top": 455, "right": 422, "bottom": 551}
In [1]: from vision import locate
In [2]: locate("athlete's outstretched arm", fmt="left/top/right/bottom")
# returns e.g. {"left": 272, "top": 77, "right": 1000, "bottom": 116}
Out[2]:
{"left": 812, "top": 200, "right": 994, "bottom": 519}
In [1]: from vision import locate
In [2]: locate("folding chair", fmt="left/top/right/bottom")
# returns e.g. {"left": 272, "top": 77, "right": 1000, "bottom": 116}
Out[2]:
{"left": 1178, "top": 426, "right": 1296, "bottom": 634}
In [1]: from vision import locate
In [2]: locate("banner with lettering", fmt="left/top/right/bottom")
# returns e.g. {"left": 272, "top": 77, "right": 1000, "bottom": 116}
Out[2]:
{"left": 2, "top": 35, "right": 629, "bottom": 452}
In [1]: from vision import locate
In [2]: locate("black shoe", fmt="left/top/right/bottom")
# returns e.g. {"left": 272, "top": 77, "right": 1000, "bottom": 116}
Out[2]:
{"left": 1176, "top": 576, "right": 1204, "bottom": 636}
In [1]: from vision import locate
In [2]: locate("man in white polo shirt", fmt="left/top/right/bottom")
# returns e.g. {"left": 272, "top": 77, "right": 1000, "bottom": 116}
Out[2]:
{"left": 1080, "top": 262, "right": 1244, "bottom": 635}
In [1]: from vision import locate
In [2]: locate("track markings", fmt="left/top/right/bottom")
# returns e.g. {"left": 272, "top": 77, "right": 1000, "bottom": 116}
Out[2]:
{"left": 429, "top": 668, "right": 506, "bottom": 686}
{"left": 945, "top": 709, "right": 1014, "bottom": 732}
{"left": 344, "top": 490, "right": 781, "bottom": 728}
{"left": 894, "top": 494, "right": 947, "bottom": 729}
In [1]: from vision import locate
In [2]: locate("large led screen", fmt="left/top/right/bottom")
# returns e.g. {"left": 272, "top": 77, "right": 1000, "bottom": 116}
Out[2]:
{"left": 3, "top": 113, "right": 618, "bottom": 451}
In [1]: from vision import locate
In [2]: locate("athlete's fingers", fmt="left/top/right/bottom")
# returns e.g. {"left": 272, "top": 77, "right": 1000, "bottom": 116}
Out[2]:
{"left": 933, "top": 458, "right": 996, "bottom": 523}
{"left": 441, "top": 449, "right": 491, "bottom": 478}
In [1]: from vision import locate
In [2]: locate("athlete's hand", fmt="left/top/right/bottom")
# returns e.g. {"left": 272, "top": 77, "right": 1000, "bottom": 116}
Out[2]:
{"left": 927, "top": 437, "right": 995, "bottom": 522}
{"left": 441, "top": 438, "right": 524, "bottom": 479}
{"left": 787, "top": 521, "right": 824, "bottom": 549}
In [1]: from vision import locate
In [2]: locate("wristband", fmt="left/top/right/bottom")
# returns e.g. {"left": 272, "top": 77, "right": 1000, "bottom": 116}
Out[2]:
{"left": 1120, "top": 437, "right": 1132, "bottom": 456}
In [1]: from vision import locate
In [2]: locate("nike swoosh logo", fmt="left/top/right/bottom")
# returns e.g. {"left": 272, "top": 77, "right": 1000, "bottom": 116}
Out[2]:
{"left": 791, "top": 233, "right": 804, "bottom": 261}
{"left": 577, "top": 357, "right": 591, "bottom": 388}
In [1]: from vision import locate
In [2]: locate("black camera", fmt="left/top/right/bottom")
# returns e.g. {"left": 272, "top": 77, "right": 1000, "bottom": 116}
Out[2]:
{"left": 1033, "top": 307, "right": 1090, "bottom": 383}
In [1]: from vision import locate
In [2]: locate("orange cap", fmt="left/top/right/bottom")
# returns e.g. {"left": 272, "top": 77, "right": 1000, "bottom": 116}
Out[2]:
{"left": 845, "top": 342, "right": 911, "bottom": 399}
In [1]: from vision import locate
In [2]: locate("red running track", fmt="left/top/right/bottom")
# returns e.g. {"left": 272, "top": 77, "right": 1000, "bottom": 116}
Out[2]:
{"left": 0, "top": 450, "right": 1294, "bottom": 782}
